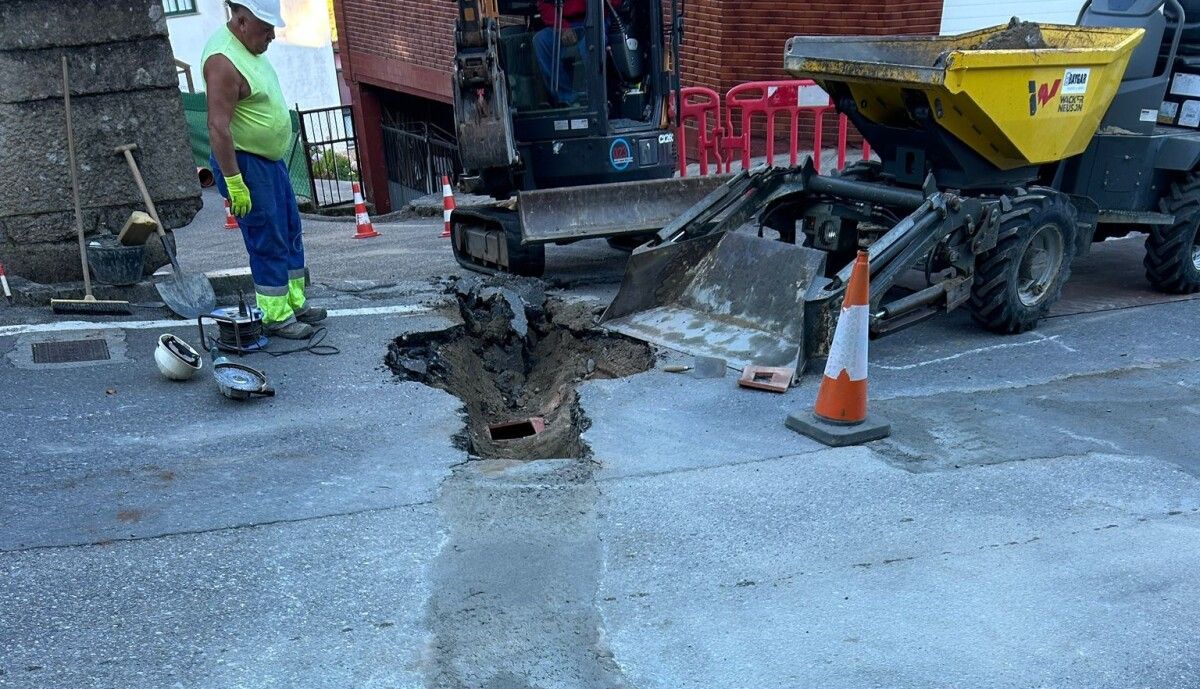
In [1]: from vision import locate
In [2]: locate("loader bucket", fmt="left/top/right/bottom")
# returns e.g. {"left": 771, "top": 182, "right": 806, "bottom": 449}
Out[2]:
{"left": 600, "top": 231, "right": 828, "bottom": 375}
{"left": 517, "top": 175, "right": 731, "bottom": 243}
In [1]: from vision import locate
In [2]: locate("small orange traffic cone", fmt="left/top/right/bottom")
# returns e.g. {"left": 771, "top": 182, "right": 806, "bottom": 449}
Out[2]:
{"left": 352, "top": 182, "right": 380, "bottom": 239}
{"left": 223, "top": 198, "right": 239, "bottom": 230}
{"left": 440, "top": 175, "right": 454, "bottom": 239}
{"left": 786, "top": 250, "right": 890, "bottom": 446}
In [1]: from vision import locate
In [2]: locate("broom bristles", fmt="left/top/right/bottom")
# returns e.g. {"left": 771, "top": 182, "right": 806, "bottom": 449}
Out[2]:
{"left": 50, "top": 297, "right": 132, "bottom": 316}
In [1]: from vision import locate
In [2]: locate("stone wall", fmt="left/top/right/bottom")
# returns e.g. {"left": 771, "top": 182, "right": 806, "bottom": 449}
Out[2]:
{"left": 0, "top": 0, "right": 201, "bottom": 283}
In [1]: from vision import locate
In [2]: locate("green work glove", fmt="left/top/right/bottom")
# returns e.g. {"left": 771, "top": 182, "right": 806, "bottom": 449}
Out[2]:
{"left": 225, "top": 173, "right": 252, "bottom": 217}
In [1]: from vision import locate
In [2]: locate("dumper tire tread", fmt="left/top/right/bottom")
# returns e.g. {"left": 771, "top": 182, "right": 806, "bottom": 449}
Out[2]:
{"left": 969, "top": 189, "right": 1076, "bottom": 334}
{"left": 1145, "top": 176, "right": 1200, "bottom": 294}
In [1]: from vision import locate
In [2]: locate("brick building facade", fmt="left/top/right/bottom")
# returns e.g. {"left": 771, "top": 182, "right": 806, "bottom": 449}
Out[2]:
{"left": 333, "top": 0, "right": 944, "bottom": 212}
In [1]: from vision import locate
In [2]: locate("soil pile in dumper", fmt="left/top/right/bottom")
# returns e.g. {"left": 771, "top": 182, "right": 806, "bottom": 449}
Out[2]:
{"left": 386, "top": 275, "right": 654, "bottom": 460}
{"left": 934, "top": 18, "right": 1049, "bottom": 66}
{"left": 973, "top": 18, "right": 1049, "bottom": 50}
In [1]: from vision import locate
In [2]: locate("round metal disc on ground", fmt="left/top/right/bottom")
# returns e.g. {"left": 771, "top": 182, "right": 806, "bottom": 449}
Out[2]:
{"left": 214, "top": 363, "right": 267, "bottom": 392}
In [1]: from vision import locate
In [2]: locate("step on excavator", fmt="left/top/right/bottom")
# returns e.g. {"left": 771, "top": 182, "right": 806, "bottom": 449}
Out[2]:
{"left": 450, "top": 0, "right": 727, "bottom": 276}
{"left": 602, "top": 0, "right": 1200, "bottom": 381}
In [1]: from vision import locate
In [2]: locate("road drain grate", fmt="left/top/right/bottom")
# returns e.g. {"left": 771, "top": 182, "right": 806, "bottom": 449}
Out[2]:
{"left": 31, "top": 339, "right": 111, "bottom": 364}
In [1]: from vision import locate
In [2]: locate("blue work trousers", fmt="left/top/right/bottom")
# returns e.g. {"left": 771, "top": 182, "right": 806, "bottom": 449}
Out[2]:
{"left": 212, "top": 151, "right": 306, "bottom": 322}
{"left": 534, "top": 21, "right": 589, "bottom": 106}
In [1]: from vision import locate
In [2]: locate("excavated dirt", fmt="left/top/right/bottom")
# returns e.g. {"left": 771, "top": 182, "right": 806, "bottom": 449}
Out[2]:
{"left": 933, "top": 18, "right": 1049, "bottom": 66}
{"left": 385, "top": 276, "right": 654, "bottom": 460}
{"left": 973, "top": 18, "right": 1049, "bottom": 50}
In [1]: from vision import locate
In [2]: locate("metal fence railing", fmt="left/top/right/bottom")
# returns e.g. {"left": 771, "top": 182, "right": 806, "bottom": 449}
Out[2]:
{"left": 297, "top": 105, "right": 360, "bottom": 209}
{"left": 381, "top": 121, "right": 461, "bottom": 208}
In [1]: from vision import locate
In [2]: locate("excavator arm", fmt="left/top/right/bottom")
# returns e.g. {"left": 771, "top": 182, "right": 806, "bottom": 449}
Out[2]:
{"left": 454, "top": 0, "right": 520, "bottom": 179}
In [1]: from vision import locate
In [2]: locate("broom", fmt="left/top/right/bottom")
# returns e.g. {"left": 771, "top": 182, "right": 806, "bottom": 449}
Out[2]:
{"left": 51, "top": 55, "right": 131, "bottom": 316}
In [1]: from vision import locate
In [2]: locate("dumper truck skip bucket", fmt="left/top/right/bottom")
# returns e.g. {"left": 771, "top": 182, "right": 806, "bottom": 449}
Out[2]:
{"left": 783, "top": 23, "right": 1142, "bottom": 170}
{"left": 601, "top": 22, "right": 1141, "bottom": 378}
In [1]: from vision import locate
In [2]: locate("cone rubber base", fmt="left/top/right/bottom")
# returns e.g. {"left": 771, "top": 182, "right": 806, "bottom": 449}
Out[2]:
{"left": 785, "top": 412, "right": 891, "bottom": 447}
{"left": 353, "top": 229, "right": 380, "bottom": 239}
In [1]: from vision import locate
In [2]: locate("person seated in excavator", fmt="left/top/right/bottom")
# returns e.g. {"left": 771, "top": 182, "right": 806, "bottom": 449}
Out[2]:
{"left": 533, "top": 0, "right": 622, "bottom": 106}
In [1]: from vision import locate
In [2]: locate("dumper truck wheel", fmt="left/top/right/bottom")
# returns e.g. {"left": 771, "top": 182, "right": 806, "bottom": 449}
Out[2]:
{"left": 970, "top": 191, "right": 1076, "bottom": 334}
{"left": 1145, "top": 176, "right": 1200, "bottom": 294}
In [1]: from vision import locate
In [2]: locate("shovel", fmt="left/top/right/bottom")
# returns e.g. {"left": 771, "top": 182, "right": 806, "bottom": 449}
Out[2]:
{"left": 115, "top": 143, "right": 216, "bottom": 318}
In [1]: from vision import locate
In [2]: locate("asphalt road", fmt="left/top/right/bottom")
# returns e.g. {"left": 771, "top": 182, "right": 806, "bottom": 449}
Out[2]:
{"left": 2, "top": 189, "right": 1199, "bottom": 688}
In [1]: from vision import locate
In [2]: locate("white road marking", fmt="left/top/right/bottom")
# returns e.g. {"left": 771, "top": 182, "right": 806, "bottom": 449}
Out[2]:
{"left": 874, "top": 333, "right": 1063, "bottom": 371}
{"left": 0, "top": 303, "right": 435, "bottom": 338}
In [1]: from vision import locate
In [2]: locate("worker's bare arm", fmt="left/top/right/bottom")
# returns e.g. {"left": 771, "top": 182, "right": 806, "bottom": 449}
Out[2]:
{"left": 203, "top": 54, "right": 249, "bottom": 177}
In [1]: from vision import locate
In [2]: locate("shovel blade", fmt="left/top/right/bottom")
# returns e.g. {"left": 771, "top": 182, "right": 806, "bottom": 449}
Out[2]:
{"left": 601, "top": 232, "right": 827, "bottom": 374}
{"left": 156, "top": 272, "right": 216, "bottom": 319}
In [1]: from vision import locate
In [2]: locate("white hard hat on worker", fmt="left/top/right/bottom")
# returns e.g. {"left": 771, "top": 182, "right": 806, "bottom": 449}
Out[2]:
{"left": 229, "top": 0, "right": 286, "bottom": 28}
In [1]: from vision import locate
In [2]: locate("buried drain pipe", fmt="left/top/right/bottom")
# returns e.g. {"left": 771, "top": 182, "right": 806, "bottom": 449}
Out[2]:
{"left": 488, "top": 417, "right": 546, "bottom": 441}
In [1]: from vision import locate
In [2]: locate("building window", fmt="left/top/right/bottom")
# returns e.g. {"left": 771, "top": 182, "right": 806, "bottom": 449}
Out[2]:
{"left": 162, "top": 0, "right": 197, "bottom": 16}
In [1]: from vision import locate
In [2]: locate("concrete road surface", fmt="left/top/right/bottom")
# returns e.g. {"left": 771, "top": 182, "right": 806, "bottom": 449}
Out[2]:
{"left": 1, "top": 189, "right": 1199, "bottom": 688}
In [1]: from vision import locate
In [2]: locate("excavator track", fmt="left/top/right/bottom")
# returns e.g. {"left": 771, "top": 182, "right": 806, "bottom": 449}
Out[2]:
{"left": 450, "top": 206, "right": 546, "bottom": 278}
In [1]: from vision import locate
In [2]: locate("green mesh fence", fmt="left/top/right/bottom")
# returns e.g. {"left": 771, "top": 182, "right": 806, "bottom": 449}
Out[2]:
{"left": 180, "top": 91, "right": 314, "bottom": 205}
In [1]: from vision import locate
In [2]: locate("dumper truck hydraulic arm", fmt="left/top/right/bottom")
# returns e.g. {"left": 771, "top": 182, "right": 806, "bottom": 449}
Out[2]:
{"left": 601, "top": 161, "right": 999, "bottom": 377}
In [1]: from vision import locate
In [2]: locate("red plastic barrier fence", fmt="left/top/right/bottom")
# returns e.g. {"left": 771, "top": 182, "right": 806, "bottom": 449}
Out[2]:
{"left": 671, "top": 86, "right": 725, "bottom": 177}
{"left": 675, "top": 81, "right": 871, "bottom": 177}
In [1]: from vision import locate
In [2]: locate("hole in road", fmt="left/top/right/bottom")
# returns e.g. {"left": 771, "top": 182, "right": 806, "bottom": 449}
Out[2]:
{"left": 488, "top": 417, "right": 543, "bottom": 441}
{"left": 386, "top": 276, "right": 654, "bottom": 460}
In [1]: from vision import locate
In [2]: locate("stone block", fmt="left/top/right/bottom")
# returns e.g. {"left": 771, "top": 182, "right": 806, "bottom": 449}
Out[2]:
{"left": 0, "top": 1, "right": 204, "bottom": 284}
{"left": 0, "top": 0, "right": 167, "bottom": 51}
{"left": 3, "top": 197, "right": 198, "bottom": 283}
{"left": 0, "top": 88, "right": 200, "bottom": 218}
{"left": 0, "top": 40, "right": 178, "bottom": 104}
{"left": 0, "top": 198, "right": 200, "bottom": 246}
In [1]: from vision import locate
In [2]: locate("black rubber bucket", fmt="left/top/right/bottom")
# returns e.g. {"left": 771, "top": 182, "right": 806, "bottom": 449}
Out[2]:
{"left": 86, "top": 237, "right": 145, "bottom": 286}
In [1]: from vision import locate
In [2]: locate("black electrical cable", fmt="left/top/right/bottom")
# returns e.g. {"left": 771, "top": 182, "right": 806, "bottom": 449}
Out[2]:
{"left": 260, "top": 326, "right": 339, "bottom": 357}
{"left": 216, "top": 316, "right": 264, "bottom": 348}
{"left": 200, "top": 316, "right": 339, "bottom": 357}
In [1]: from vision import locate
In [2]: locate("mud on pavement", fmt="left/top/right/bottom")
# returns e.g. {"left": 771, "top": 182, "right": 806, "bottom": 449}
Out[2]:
{"left": 386, "top": 275, "right": 654, "bottom": 460}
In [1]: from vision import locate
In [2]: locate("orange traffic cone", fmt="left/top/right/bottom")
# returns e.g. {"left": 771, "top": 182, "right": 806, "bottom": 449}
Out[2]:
{"left": 440, "top": 175, "right": 454, "bottom": 239}
{"left": 352, "top": 182, "right": 380, "bottom": 239}
{"left": 223, "top": 198, "right": 239, "bottom": 230}
{"left": 786, "top": 250, "right": 890, "bottom": 446}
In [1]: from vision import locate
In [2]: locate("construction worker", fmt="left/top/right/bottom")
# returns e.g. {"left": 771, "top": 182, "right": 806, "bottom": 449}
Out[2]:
{"left": 202, "top": 0, "right": 325, "bottom": 339}
{"left": 534, "top": 0, "right": 621, "bottom": 106}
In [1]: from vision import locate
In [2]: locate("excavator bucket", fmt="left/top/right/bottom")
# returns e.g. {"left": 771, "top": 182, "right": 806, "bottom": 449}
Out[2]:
{"left": 600, "top": 230, "right": 828, "bottom": 376}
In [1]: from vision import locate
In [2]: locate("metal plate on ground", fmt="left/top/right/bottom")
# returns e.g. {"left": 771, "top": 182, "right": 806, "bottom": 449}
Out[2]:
{"left": 31, "top": 338, "right": 111, "bottom": 364}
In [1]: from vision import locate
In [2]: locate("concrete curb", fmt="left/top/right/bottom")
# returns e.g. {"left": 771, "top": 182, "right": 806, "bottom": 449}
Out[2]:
{"left": 8, "top": 267, "right": 256, "bottom": 307}
{"left": 408, "top": 192, "right": 498, "bottom": 218}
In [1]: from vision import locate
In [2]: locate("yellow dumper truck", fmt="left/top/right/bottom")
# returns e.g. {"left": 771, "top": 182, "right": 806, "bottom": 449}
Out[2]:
{"left": 603, "top": 0, "right": 1200, "bottom": 378}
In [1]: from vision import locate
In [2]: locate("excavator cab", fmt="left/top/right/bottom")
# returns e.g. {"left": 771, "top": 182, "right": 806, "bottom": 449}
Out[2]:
{"left": 449, "top": 0, "right": 722, "bottom": 278}
{"left": 454, "top": 0, "right": 678, "bottom": 198}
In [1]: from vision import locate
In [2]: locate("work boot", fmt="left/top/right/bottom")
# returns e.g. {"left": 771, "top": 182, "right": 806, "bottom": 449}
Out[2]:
{"left": 294, "top": 305, "right": 327, "bottom": 324}
{"left": 266, "top": 317, "right": 316, "bottom": 340}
